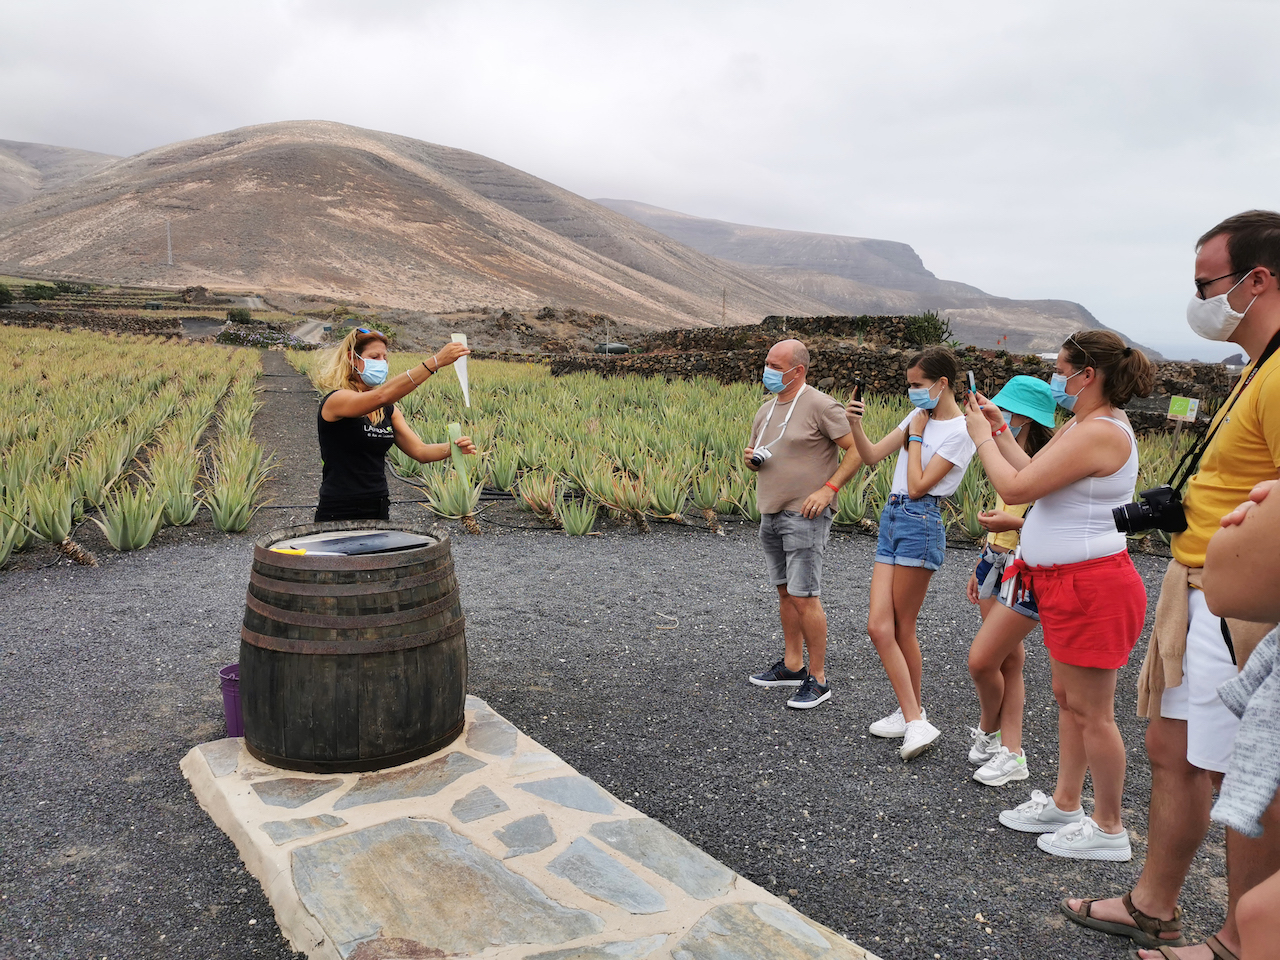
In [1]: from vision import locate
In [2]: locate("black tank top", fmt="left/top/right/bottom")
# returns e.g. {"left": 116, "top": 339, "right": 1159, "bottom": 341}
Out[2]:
{"left": 317, "top": 391, "right": 397, "bottom": 502}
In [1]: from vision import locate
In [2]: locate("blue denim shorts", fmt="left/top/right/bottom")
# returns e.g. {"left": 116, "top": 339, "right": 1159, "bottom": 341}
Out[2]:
{"left": 875, "top": 494, "right": 946, "bottom": 571}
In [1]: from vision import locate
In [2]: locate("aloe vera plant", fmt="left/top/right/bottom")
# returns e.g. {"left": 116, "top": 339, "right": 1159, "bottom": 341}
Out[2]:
{"left": 92, "top": 483, "right": 166, "bottom": 550}
{"left": 425, "top": 472, "right": 483, "bottom": 534}
{"left": 557, "top": 492, "right": 598, "bottom": 536}
{"left": 26, "top": 478, "right": 97, "bottom": 565}
{"left": 147, "top": 446, "right": 201, "bottom": 526}
{"left": 517, "top": 472, "right": 558, "bottom": 521}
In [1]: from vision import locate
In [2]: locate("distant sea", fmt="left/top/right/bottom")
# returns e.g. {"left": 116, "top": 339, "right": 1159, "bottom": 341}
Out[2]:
{"left": 1140, "top": 339, "right": 1240, "bottom": 364}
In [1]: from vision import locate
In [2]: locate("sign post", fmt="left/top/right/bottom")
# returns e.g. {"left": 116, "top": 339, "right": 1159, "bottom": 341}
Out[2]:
{"left": 1167, "top": 395, "right": 1200, "bottom": 446}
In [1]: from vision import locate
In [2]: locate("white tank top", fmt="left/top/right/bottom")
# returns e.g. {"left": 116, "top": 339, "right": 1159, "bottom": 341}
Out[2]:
{"left": 1020, "top": 416, "right": 1138, "bottom": 567}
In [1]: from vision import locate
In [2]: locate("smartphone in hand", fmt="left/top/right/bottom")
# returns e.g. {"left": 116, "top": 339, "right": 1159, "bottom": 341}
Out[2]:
{"left": 851, "top": 377, "right": 863, "bottom": 402}
{"left": 967, "top": 370, "right": 976, "bottom": 397}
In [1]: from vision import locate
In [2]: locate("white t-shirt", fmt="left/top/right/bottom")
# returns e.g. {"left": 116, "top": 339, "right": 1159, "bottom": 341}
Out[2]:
{"left": 890, "top": 411, "right": 975, "bottom": 498}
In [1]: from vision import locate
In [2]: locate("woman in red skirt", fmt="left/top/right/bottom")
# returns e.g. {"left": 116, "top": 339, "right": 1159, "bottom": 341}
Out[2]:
{"left": 964, "top": 330, "right": 1155, "bottom": 861}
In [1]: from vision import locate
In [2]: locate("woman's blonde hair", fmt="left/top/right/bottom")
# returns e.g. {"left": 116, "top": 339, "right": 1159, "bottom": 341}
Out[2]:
{"left": 317, "top": 328, "right": 391, "bottom": 423}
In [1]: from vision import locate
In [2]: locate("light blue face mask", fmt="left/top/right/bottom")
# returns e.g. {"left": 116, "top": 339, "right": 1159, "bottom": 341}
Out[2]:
{"left": 1001, "top": 410, "right": 1024, "bottom": 437}
{"left": 908, "top": 381, "right": 943, "bottom": 410}
{"left": 357, "top": 356, "right": 389, "bottom": 386}
{"left": 1050, "top": 370, "right": 1084, "bottom": 411}
{"left": 762, "top": 364, "right": 798, "bottom": 394}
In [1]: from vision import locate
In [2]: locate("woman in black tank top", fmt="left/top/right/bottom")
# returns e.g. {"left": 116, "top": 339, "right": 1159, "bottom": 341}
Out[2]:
{"left": 314, "top": 328, "right": 474, "bottom": 521}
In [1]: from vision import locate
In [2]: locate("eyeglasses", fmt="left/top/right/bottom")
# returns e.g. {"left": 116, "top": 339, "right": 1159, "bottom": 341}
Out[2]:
{"left": 355, "top": 327, "right": 384, "bottom": 338}
{"left": 1194, "top": 270, "right": 1247, "bottom": 300}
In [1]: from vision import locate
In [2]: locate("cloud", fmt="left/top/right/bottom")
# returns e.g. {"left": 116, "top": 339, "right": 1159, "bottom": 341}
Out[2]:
{"left": 1, "top": 0, "right": 1277, "bottom": 358}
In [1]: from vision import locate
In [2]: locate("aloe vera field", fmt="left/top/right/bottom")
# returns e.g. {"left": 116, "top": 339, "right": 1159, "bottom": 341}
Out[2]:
{"left": 285, "top": 349, "right": 1194, "bottom": 545}
{"left": 0, "top": 329, "right": 273, "bottom": 569}
{"left": 0, "top": 329, "right": 1200, "bottom": 572}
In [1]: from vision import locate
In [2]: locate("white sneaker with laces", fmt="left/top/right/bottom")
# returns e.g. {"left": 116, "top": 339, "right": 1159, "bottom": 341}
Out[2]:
{"left": 869, "top": 706, "right": 927, "bottom": 738}
{"left": 900, "top": 719, "right": 941, "bottom": 760}
{"left": 968, "top": 726, "right": 1002, "bottom": 764}
{"left": 998, "top": 789, "right": 1084, "bottom": 833}
{"left": 1037, "top": 817, "right": 1132, "bottom": 861}
{"left": 973, "top": 747, "right": 1029, "bottom": 786}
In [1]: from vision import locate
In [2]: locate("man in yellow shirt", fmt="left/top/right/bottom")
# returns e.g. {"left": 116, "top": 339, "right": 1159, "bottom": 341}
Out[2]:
{"left": 1063, "top": 211, "right": 1280, "bottom": 959}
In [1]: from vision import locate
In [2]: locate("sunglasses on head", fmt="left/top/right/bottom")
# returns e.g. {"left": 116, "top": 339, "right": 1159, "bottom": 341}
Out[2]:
{"left": 355, "top": 327, "right": 384, "bottom": 338}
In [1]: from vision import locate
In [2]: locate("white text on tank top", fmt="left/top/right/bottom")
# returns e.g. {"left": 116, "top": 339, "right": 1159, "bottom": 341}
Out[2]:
{"left": 1020, "top": 416, "right": 1138, "bottom": 567}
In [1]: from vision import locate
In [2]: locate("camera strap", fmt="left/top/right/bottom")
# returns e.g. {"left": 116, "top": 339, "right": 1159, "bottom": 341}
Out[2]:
{"left": 751, "top": 384, "right": 808, "bottom": 452}
{"left": 1167, "top": 327, "right": 1280, "bottom": 492}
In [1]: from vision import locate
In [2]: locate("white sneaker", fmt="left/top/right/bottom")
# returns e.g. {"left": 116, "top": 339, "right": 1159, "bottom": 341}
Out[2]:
{"left": 968, "top": 726, "right": 1002, "bottom": 764}
{"left": 1037, "top": 817, "right": 1132, "bottom": 861}
{"left": 869, "top": 706, "right": 927, "bottom": 738}
{"left": 900, "top": 719, "right": 941, "bottom": 760}
{"left": 998, "top": 789, "right": 1084, "bottom": 833}
{"left": 973, "top": 747, "right": 1029, "bottom": 786}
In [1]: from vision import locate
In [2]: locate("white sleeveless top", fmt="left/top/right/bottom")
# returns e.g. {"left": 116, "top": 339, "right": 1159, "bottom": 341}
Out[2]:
{"left": 1020, "top": 416, "right": 1138, "bottom": 567}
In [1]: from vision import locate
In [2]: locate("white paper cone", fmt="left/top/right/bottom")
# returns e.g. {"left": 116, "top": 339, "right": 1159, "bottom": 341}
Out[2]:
{"left": 451, "top": 333, "right": 470, "bottom": 408}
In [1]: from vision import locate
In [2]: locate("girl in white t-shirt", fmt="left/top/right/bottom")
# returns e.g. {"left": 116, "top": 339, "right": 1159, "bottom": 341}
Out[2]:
{"left": 846, "top": 347, "right": 976, "bottom": 760}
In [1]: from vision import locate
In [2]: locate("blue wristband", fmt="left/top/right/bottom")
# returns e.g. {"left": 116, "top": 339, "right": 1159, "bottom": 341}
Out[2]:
{"left": 908, "top": 435, "right": 923, "bottom": 443}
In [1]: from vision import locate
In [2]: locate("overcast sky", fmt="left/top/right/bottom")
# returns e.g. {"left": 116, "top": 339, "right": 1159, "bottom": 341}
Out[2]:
{"left": 4, "top": 0, "right": 1278, "bottom": 360}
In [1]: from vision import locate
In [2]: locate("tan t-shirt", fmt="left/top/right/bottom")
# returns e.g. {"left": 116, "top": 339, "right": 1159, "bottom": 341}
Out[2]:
{"left": 750, "top": 386, "right": 851, "bottom": 514}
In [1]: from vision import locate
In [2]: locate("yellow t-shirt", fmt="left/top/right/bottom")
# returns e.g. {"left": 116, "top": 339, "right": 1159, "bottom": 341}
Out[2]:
{"left": 987, "top": 494, "right": 1030, "bottom": 551}
{"left": 1173, "top": 357, "right": 1280, "bottom": 568}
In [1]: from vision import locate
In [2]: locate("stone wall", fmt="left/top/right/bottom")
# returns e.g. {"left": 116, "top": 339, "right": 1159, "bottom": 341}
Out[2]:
{"left": 548, "top": 343, "right": 1232, "bottom": 434}
{"left": 0, "top": 309, "right": 180, "bottom": 336}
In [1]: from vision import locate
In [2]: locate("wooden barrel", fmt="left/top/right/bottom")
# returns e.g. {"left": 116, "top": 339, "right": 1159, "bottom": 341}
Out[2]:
{"left": 239, "top": 520, "right": 466, "bottom": 773}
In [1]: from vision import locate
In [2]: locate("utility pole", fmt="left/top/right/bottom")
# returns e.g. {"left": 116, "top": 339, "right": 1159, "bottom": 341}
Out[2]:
{"left": 166, "top": 220, "right": 173, "bottom": 267}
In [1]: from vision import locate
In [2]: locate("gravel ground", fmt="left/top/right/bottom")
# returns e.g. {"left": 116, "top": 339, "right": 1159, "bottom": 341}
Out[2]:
{"left": 0, "top": 353, "right": 1229, "bottom": 959}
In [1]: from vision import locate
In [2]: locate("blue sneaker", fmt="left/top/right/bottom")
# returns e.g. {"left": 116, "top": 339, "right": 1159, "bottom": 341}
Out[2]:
{"left": 786, "top": 676, "right": 831, "bottom": 709}
{"left": 749, "top": 659, "right": 808, "bottom": 687}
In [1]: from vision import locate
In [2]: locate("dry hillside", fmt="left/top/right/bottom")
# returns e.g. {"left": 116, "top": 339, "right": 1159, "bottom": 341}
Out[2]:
{"left": 0, "top": 140, "right": 119, "bottom": 214}
{"left": 0, "top": 122, "right": 834, "bottom": 331}
{"left": 596, "top": 199, "right": 1110, "bottom": 352}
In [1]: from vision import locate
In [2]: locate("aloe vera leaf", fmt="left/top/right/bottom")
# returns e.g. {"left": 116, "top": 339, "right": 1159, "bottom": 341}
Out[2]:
{"left": 447, "top": 422, "right": 469, "bottom": 484}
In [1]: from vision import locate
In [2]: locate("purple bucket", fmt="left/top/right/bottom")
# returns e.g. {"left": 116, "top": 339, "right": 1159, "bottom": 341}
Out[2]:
{"left": 219, "top": 663, "right": 244, "bottom": 738}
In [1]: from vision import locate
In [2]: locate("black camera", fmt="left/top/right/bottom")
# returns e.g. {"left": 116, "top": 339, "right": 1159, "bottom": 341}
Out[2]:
{"left": 1112, "top": 485, "right": 1188, "bottom": 535}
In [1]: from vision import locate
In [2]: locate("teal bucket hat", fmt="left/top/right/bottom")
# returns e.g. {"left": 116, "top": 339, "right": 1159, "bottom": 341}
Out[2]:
{"left": 989, "top": 375, "right": 1056, "bottom": 427}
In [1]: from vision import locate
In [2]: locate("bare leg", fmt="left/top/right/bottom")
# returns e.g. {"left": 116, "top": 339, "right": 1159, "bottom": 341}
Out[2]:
{"left": 968, "top": 603, "right": 1036, "bottom": 739}
{"left": 998, "top": 641, "right": 1027, "bottom": 756}
{"left": 1068, "top": 717, "right": 1213, "bottom": 942}
{"left": 867, "top": 562, "right": 932, "bottom": 721}
{"left": 892, "top": 565, "right": 935, "bottom": 719}
{"left": 777, "top": 585, "right": 805, "bottom": 674}
{"left": 789, "top": 594, "right": 828, "bottom": 684}
{"left": 1051, "top": 662, "right": 1088, "bottom": 813}
{"left": 1236, "top": 866, "right": 1280, "bottom": 960}
{"left": 1052, "top": 659, "right": 1125, "bottom": 832}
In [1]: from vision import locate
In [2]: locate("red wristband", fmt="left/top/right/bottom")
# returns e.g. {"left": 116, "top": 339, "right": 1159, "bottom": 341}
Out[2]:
{"left": 825, "top": 481, "right": 839, "bottom": 493}
{"left": 991, "top": 422, "right": 1009, "bottom": 437}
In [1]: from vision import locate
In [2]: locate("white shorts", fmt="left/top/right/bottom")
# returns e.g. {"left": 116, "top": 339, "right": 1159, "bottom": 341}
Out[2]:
{"left": 1159, "top": 587, "right": 1241, "bottom": 773}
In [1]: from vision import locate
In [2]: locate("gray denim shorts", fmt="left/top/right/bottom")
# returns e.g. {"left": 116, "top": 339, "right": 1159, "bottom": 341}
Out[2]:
{"left": 760, "top": 509, "right": 834, "bottom": 598}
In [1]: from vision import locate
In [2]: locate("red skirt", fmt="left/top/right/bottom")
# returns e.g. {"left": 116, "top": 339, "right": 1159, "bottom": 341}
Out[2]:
{"left": 1004, "top": 551, "right": 1147, "bottom": 669}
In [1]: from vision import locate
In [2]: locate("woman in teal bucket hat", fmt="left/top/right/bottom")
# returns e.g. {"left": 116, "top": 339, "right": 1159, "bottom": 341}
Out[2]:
{"left": 964, "top": 375, "right": 1057, "bottom": 787}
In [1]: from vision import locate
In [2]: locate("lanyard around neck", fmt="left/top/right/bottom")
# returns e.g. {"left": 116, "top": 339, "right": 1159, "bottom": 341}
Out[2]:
{"left": 752, "top": 384, "right": 807, "bottom": 451}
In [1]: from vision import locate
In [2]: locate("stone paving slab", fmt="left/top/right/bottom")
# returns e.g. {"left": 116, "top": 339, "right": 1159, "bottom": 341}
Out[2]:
{"left": 182, "top": 696, "right": 882, "bottom": 960}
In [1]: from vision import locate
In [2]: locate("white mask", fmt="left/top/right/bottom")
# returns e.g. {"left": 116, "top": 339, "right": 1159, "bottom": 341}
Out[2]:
{"left": 1187, "top": 272, "right": 1255, "bottom": 342}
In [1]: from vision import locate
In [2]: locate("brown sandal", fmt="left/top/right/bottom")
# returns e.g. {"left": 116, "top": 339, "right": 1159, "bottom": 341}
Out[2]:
{"left": 1059, "top": 892, "right": 1187, "bottom": 948}
{"left": 1127, "top": 935, "right": 1240, "bottom": 960}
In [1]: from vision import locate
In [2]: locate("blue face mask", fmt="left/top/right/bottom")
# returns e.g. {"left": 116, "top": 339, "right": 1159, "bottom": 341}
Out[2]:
{"left": 908, "top": 381, "right": 942, "bottom": 410}
{"left": 762, "top": 364, "right": 798, "bottom": 394}
{"left": 357, "top": 357, "right": 389, "bottom": 386}
{"left": 1050, "top": 370, "right": 1084, "bottom": 411}
{"left": 1002, "top": 410, "right": 1024, "bottom": 437}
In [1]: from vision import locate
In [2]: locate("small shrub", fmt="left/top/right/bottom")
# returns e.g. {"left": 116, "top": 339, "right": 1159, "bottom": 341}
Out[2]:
{"left": 22, "top": 283, "right": 59, "bottom": 301}
{"left": 902, "top": 310, "right": 953, "bottom": 347}
{"left": 0, "top": 284, "right": 11, "bottom": 307}
{"left": 226, "top": 307, "right": 252, "bottom": 323}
